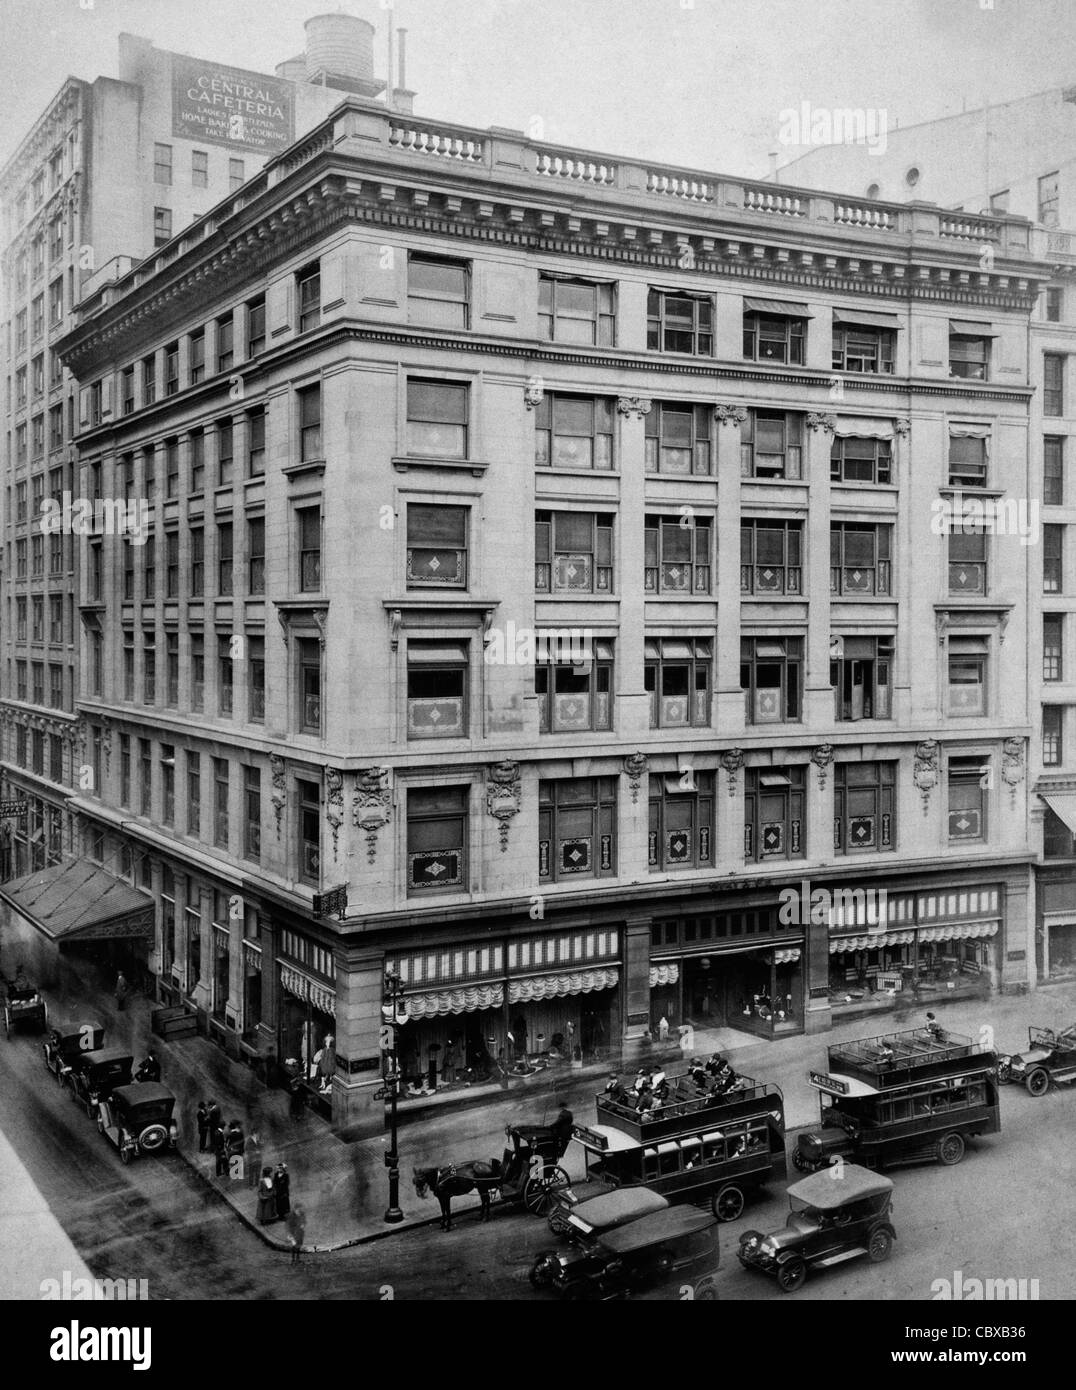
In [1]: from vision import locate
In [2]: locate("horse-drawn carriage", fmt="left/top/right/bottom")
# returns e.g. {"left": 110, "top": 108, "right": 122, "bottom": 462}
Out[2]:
{"left": 414, "top": 1119, "right": 573, "bottom": 1231}
{"left": 2, "top": 973, "right": 48, "bottom": 1039}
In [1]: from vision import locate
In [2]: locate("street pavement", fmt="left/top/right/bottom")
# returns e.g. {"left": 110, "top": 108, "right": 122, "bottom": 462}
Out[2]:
{"left": 3, "top": 969, "right": 1076, "bottom": 1299}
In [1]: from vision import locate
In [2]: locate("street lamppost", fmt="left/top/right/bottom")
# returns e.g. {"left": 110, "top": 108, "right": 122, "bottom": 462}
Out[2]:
{"left": 382, "top": 971, "right": 405, "bottom": 1223}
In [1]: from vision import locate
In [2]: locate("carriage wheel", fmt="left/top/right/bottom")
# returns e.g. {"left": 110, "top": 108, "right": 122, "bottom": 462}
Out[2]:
{"left": 523, "top": 1166, "right": 571, "bottom": 1215}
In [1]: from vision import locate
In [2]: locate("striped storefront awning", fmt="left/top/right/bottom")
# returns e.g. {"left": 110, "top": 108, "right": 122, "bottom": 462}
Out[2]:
{"left": 280, "top": 963, "right": 336, "bottom": 1018}
{"left": 831, "top": 930, "right": 916, "bottom": 954}
{"left": 918, "top": 922, "right": 998, "bottom": 944}
{"left": 401, "top": 966, "right": 620, "bottom": 1019}
{"left": 403, "top": 983, "right": 504, "bottom": 1019}
{"left": 509, "top": 966, "right": 618, "bottom": 1003}
{"left": 775, "top": 948, "right": 802, "bottom": 964}
{"left": 831, "top": 922, "right": 998, "bottom": 953}
{"left": 649, "top": 963, "right": 680, "bottom": 988}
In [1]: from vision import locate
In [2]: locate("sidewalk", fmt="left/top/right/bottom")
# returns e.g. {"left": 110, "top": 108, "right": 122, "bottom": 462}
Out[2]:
{"left": 48, "top": 970, "right": 1076, "bottom": 1252}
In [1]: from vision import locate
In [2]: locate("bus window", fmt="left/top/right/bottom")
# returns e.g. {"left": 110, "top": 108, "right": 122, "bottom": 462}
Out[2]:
{"left": 888, "top": 1099, "right": 912, "bottom": 1122}
{"left": 701, "top": 1131, "right": 725, "bottom": 1164}
{"left": 680, "top": 1136, "right": 702, "bottom": 1171}
{"left": 966, "top": 1081, "right": 986, "bottom": 1106}
{"left": 643, "top": 1147, "right": 660, "bottom": 1181}
{"left": 657, "top": 1142, "right": 681, "bottom": 1177}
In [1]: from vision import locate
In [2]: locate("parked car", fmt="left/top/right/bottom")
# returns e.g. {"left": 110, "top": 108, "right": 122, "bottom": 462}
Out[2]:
{"left": 67, "top": 1047, "right": 134, "bottom": 1119}
{"left": 738, "top": 1164, "right": 895, "bottom": 1293}
{"left": 546, "top": 1183, "right": 669, "bottom": 1241}
{"left": 998, "top": 1025, "right": 1076, "bottom": 1096}
{"left": 2, "top": 979, "right": 48, "bottom": 1039}
{"left": 533, "top": 1205, "right": 718, "bottom": 1300}
{"left": 97, "top": 1083, "right": 178, "bottom": 1164}
{"left": 43, "top": 1023, "right": 105, "bottom": 1084}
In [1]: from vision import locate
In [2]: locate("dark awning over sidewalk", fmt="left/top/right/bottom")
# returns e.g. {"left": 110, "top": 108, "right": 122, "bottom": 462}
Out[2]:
{"left": 0, "top": 860, "right": 154, "bottom": 942}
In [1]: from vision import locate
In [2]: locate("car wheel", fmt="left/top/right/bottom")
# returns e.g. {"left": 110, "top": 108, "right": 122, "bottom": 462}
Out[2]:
{"left": 139, "top": 1125, "right": 168, "bottom": 1153}
{"left": 529, "top": 1262, "right": 552, "bottom": 1289}
{"left": 938, "top": 1132, "right": 965, "bottom": 1166}
{"left": 1026, "top": 1068, "right": 1049, "bottom": 1098}
{"left": 868, "top": 1227, "right": 893, "bottom": 1263}
{"left": 791, "top": 1150, "right": 811, "bottom": 1173}
{"left": 694, "top": 1279, "right": 718, "bottom": 1301}
{"left": 776, "top": 1258, "right": 807, "bottom": 1293}
{"left": 712, "top": 1184, "right": 745, "bottom": 1222}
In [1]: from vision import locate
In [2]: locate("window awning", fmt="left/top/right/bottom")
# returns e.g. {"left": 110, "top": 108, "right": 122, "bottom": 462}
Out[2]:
{"left": 743, "top": 296, "right": 814, "bottom": 318}
{"left": 832, "top": 416, "right": 896, "bottom": 439}
{"left": 918, "top": 922, "right": 998, "bottom": 944}
{"left": 279, "top": 963, "right": 336, "bottom": 1018}
{"left": 402, "top": 983, "right": 504, "bottom": 1019}
{"left": 948, "top": 423, "right": 991, "bottom": 438}
{"left": 830, "top": 930, "right": 916, "bottom": 953}
{"left": 833, "top": 308, "right": 901, "bottom": 329}
{"left": 0, "top": 861, "right": 154, "bottom": 943}
{"left": 649, "top": 962, "right": 680, "bottom": 987}
{"left": 950, "top": 319, "right": 998, "bottom": 337}
{"left": 1041, "top": 792, "right": 1076, "bottom": 836}
{"left": 509, "top": 966, "right": 619, "bottom": 1003}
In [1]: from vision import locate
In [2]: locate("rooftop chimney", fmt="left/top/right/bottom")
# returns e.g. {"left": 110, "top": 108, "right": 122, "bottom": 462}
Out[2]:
{"left": 393, "top": 27, "right": 416, "bottom": 114}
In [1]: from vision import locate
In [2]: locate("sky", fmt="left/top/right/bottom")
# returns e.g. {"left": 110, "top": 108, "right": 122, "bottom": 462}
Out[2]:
{"left": 2, "top": 0, "right": 1076, "bottom": 179}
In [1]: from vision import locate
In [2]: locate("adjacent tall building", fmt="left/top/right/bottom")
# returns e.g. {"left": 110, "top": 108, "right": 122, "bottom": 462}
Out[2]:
{"left": 27, "top": 95, "right": 1050, "bottom": 1130}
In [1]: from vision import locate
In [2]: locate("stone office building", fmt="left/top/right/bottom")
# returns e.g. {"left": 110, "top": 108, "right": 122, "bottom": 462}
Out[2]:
{"left": 52, "top": 98, "right": 1047, "bottom": 1129}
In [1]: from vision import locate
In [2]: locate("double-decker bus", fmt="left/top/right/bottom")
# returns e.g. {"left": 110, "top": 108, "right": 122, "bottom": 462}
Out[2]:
{"left": 571, "top": 1071, "right": 786, "bottom": 1222}
{"left": 795, "top": 1025, "right": 1000, "bottom": 1172}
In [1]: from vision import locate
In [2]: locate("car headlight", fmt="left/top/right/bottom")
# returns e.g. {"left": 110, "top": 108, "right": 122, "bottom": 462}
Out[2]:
{"left": 760, "top": 1239, "right": 779, "bottom": 1257}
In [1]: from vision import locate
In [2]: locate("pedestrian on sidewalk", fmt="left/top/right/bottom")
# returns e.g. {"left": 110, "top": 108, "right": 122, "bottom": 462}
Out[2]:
{"left": 285, "top": 1203, "right": 305, "bottom": 1264}
{"left": 256, "top": 1167, "right": 277, "bottom": 1224}
{"left": 273, "top": 1162, "right": 291, "bottom": 1219}
{"left": 441, "top": 1037, "right": 457, "bottom": 1085}
{"left": 244, "top": 1130, "right": 261, "bottom": 1189}
{"left": 196, "top": 1101, "right": 209, "bottom": 1153}
{"left": 212, "top": 1119, "right": 228, "bottom": 1177}
{"left": 288, "top": 1075, "right": 305, "bottom": 1122}
{"left": 114, "top": 972, "right": 128, "bottom": 1012}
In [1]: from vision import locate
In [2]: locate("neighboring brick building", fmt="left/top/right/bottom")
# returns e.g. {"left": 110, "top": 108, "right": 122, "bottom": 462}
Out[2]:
{"left": 40, "top": 95, "right": 1050, "bottom": 1131}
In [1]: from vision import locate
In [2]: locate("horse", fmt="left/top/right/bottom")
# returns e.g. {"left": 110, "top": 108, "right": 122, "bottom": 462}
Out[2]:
{"left": 412, "top": 1159, "right": 504, "bottom": 1232}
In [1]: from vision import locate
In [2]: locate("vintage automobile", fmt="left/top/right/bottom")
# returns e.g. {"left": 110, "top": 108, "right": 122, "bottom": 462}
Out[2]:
{"left": 532, "top": 1205, "right": 719, "bottom": 1301}
{"left": 66, "top": 1047, "right": 134, "bottom": 1119}
{"left": 544, "top": 1184, "right": 669, "bottom": 1245}
{"left": 998, "top": 1024, "right": 1076, "bottom": 1096}
{"left": 2, "top": 979, "right": 48, "bottom": 1039}
{"left": 97, "top": 1083, "right": 178, "bottom": 1164}
{"left": 738, "top": 1164, "right": 896, "bottom": 1293}
{"left": 43, "top": 1023, "right": 105, "bottom": 1083}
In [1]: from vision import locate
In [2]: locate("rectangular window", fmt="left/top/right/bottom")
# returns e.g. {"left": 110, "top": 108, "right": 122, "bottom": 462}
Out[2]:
{"left": 164, "top": 343, "right": 179, "bottom": 396}
{"left": 32, "top": 294, "right": 44, "bottom": 339}
{"left": 644, "top": 401, "right": 712, "bottom": 476}
{"left": 298, "top": 779, "right": 321, "bottom": 883}
{"left": 536, "top": 637, "right": 614, "bottom": 734}
{"left": 743, "top": 309, "right": 806, "bottom": 365}
{"left": 189, "top": 330, "right": 205, "bottom": 384}
{"left": 744, "top": 767, "right": 806, "bottom": 862}
{"left": 49, "top": 595, "right": 63, "bottom": 642}
{"left": 189, "top": 428, "right": 205, "bottom": 492}
{"left": 143, "top": 355, "right": 156, "bottom": 406}
{"left": 832, "top": 322, "right": 895, "bottom": 374}
{"left": 648, "top": 772, "right": 714, "bottom": 871}
{"left": 298, "top": 638, "right": 321, "bottom": 733}
{"left": 217, "top": 419, "right": 233, "bottom": 485}
{"left": 187, "top": 751, "right": 201, "bottom": 835}
{"left": 248, "top": 637, "right": 265, "bottom": 723}
{"left": 218, "top": 635, "right": 234, "bottom": 716}
{"left": 247, "top": 296, "right": 266, "bottom": 357}
{"left": 406, "top": 379, "right": 467, "bottom": 458}
{"left": 248, "top": 517, "right": 265, "bottom": 594}
{"left": 189, "top": 527, "right": 204, "bottom": 595}
{"left": 1044, "top": 524, "right": 1064, "bottom": 594}
{"left": 1046, "top": 287, "right": 1063, "bottom": 323}
{"left": 647, "top": 289, "right": 713, "bottom": 356}
{"left": 190, "top": 633, "right": 205, "bottom": 712}
{"left": 408, "top": 253, "right": 470, "bottom": 329}
{"left": 216, "top": 314, "right": 234, "bottom": 373}
{"left": 538, "top": 275, "right": 615, "bottom": 345}
{"left": 406, "top": 786, "right": 469, "bottom": 891}
{"left": 229, "top": 158, "right": 245, "bottom": 192}
{"left": 298, "top": 383, "right": 322, "bottom": 461}
{"left": 164, "top": 437, "right": 179, "bottom": 499}
{"left": 213, "top": 757, "right": 229, "bottom": 848}
{"left": 949, "top": 333, "right": 989, "bottom": 381}
{"left": 830, "top": 523, "right": 892, "bottom": 596}
{"left": 535, "top": 393, "right": 614, "bottom": 470}
{"left": 741, "top": 637, "right": 803, "bottom": 724}
{"left": 154, "top": 207, "right": 172, "bottom": 246}
{"left": 191, "top": 150, "right": 208, "bottom": 188}
{"left": 535, "top": 510, "right": 614, "bottom": 593}
{"left": 247, "top": 408, "right": 265, "bottom": 476}
{"left": 121, "top": 366, "right": 135, "bottom": 415}
{"left": 166, "top": 631, "right": 179, "bottom": 704}
{"left": 244, "top": 766, "right": 261, "bottom": 861}
{"left": 644, "top": 513, "right": 712, "bottom": 594}
{"left": 949, "top": 525, "right": 987, "bottom": 595}
{"left": 407, "top": 640, "right": 470, "bottom": 738}
{"left": 154, "top": 143, "right": 173, "bottom": 184}
{"left": 143, "top": 632, "right": 156, "bottom": 703}
{"left": 1044, "top": 354, "right": 1065, "bottom": 416}
{"left": 1043, "top": 706, "right": 1064, "bottom": 768}
{"left": 538, "top": 777, "right": 618, "bottom": 883}
{"left": 217, "top": 522, "right": 233, "bottom": 596}
{"left": 834, "top": 762, "right": 895, "bottom": 854}
{"left": 139, "top": 738, "right": 153, "bottom": 818}
{"left": 119, "top": 734, "right": 130, "bottom": 807}
{"left": 1039, "top": 171, "right": 1060, "bottom": 227}
{"left": 50, "top": 661, "right": 65, "bottom": 708}
{"left": 123, "top": 635, "right": 134, "bottom": 700}
{"left": 741, "top": 409, "right": 804, "bottom": 480}
{"left": 947, "top": 637, "right": 988, "bottom": 716}
{"left": 1044, "top": 614, "right": 1064, "bottom": 681}
{"left": 829, "top": 434, "right": 893, "bottom": 486}
{"left": 16, "top": 663, "right": 27, "bottom": 701}
{"left": 948, "top": 433, "right": 988, "bottom": 488}
{"left": 830, "top": 636, "right": 893, "bottom": 721}
{"left": 298, "top": 507, "right": 321, "bottom": 591}
{"left": 1045, "top": 437, "right": 1064, "bottom": 506}
{"left": 297, "top": 265, "right": 321, "bottom": 333}
{"left": 948, "top": 756, "right": 987, "bottom": 841}
{"left": 406, "top": 503, "right": 467, "bottom": 587}
{"left": 160, "top": 744, "right": 175, "bottom": 826}
{"left": 740, "top": 520, "right": 803, "bottom": 595}
{"left": 143, "top": 534, "right": 156, "bottom": 598}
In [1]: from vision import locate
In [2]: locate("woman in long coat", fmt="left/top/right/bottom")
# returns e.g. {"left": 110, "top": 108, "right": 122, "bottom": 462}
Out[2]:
{"left": 244, "top": 1131, "right": 261, "bottom": 1189}
{"left": 256, "top": 1167, "right": 277, "bottom": 1224}
{"left": 273, "top": 1162, "right": 291, "bottom": 1219}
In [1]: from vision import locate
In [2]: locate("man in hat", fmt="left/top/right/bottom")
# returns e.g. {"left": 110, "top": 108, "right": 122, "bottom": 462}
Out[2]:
{"left": 550, "top": 1099, "right": 574, "bottom": 1157}
{"left": 603, "top": 1073, "right": 626, "bottom": 1106}
{"left": 926, "top": 1012, "right": 945, "bottom": 1042}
